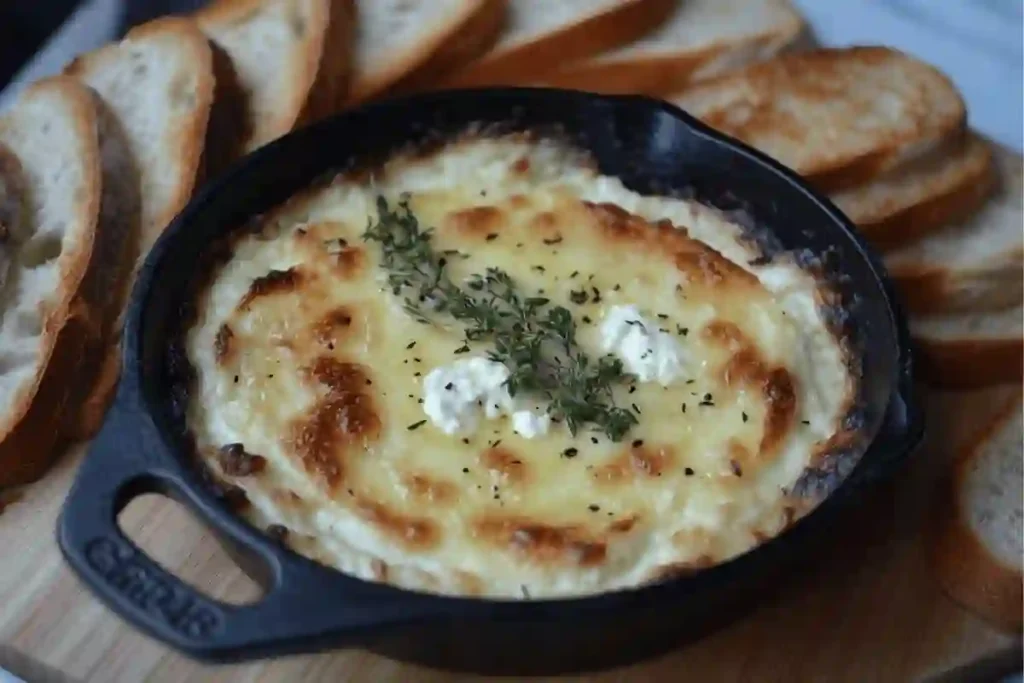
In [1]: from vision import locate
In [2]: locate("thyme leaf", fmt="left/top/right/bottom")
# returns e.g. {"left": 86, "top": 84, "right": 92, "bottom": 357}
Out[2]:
{"left": 364, "top": 195, "right": 637, "bottom": 441}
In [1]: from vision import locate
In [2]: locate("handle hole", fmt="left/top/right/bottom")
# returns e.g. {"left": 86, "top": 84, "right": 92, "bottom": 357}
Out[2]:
{"left": 117, "top": 492, "right": 265, "bottom": 606}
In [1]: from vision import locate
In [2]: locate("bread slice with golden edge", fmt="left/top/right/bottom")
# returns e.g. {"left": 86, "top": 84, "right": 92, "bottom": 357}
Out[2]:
{"left": 540, "top": 0, "right": 804, "bottom": 98}
{"left": 387, "top": 0, "right": 507, "bottom": 95}
{"left": 932, "top": 394, "right": 1023, "bottom": 633}
{"left": 0, "top": 77, "right": 103, "bottom": 488}
{"left": 673, "top": 46, "right": 967, "bottom": 192}
{"left": 0, "top": 143, "right": 28, "bottom": 294}
{"left": 347, "top": 0, "right": 493, "bottom": 104}
{"left": 431, "top": 0, "right": 675, "bottom": 89}
{"left": 885, "top": 145, "right": 1022, "bottom": 315}
{"left": 832, "top": 135, "right": 996, "bottom": 252}
{"left": 196, "top": 0, "right": 354, "bottom": 165}
{"left": 913, "top": 306, "right": 1023, "bottom": 390}
{"left": 64, "top": 17, "right": 215, "bottom": 441}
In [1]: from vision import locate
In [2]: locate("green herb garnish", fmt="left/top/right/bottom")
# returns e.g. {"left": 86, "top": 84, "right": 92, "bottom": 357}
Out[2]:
{"left": 364, "top": 195, "right": 637, "bottom": 441}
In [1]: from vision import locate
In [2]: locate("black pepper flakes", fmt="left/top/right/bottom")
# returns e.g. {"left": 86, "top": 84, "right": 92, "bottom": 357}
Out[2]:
{"left": 407, "top": 420, "right": 427, "bottom": 431}
{"left": 463, "top": 467, "right": 470, "bottom": 473}
{"left": 454, "top": 344, "right": 470, "bottom": 354}
{"left": 445, "top": 382, "right": 454, "bottom": 390}
{"left": 406, "top": 341, "right": 416, "bottom": 349}
{"left": 588, "top": 504, "right": 600, "bottom": 512}
{"left": 486, "top": 233, "right": 499, "bottom": 241}
{"left": 685, "top": 467, "right": 694, "bottom": 476}
{"left": 632, "top": 439, "right": 644, "bottom": 448}
{"left": 731, "top": 460, "right": 743, "bottom": 477}
{"left": 742, "top": 412, "right": 749, "bottom": 423}
{"left": 631, "top": 403, "right": 641, "bottom": 414}
{"left": 569, "top": 289, "right": 588, "bottom": 305}
{"left": 562, "top": 447, "right": 579, "bottom": 459}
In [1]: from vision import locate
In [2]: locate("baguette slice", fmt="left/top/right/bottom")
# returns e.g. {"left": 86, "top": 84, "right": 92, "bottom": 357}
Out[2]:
{"left": 832, "top": 135, "right": 996, "bottom": 251}
{"left": 913, "top": 306, "right": 1023, "bottom": 390}
{"left": 884, "top": 145, "right": 1022, "bottom": 314}
{"left": 348, "top": 0, "right": 492, "bottom": 104}
{"left": 541, "top": 0, "right": 804, "bottom": 97}
{"left": 67, "top": 17, "right": 214, "bottom": 253}
{"left": 0, "top": 77, "right": 102, "bottom": 487}
{"left": 933, "top": 395, "right": 1023, "bottom": 632}
{"left": 0, "top": 143, "right": 27, "bottom": 293}
{"left": 197, "top": 0, "right": 354, "bottom": 163}
{"left": 65, "top": 17, "right": 215, "bottom": 440}
{"left": 434, "top": 0, "right": 675, "bottom": 89}
{"left": 674, "top": 46, "right": 967, "bottom": 192}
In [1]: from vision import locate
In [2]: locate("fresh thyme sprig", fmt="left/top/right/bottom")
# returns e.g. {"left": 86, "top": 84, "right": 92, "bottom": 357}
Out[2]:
{"left": 363, "top": 195, "right": 638, "bottom": 441}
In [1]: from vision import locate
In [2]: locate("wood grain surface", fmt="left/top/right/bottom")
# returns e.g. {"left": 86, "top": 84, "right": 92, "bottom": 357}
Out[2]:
{"left": 0, "top": 387, "right": 1018, "bottom": 683}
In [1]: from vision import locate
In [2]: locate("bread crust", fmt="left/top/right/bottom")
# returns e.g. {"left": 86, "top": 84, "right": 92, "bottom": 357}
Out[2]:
{"left": 389, "top": 0, "right": 508, "bottom": 95}
{"left": 542, "top": 22, "right": 803, "bottom": 97}
{"left": 0, "top": 77, "right": 103, "bottom": 487}
{"left": 932, "top": 396, "right": 1023, "bottom": 632}
{"left": 436, "top": 0, "right": 677, "bottom": 89}
{"left": 915, "top": 336, "right": 1024, "bottom": 390}
{"left": 347, "top": 0, "right": 494, "bottom": 104}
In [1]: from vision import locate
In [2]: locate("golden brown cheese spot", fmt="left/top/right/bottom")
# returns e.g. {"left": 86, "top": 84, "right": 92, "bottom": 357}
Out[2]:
{"left": 287, "top": 358, "right": 379, "bottom": 490}
{"left": 478, "top": 446, "right": 528, "bottom": 485}
{"left": 370, "top": 558, "right": 389, "bottom": 581}
{"left": 674, "top": 244, "right": 759, "bottom": 288}
{"left": 332, "top": 246, "right": 366, "bottom": 278}
{"left": 583, "top": 201, "right": 651, "bottom": 241}
{"left": 592, "top": 444, "right": 674, "bottom": 484}
{"left": 213, "top": 323, "right": 234, "bottom": 364}
{"left": 404, "top": 474, "right": 457, "bottom": 503}
{"left": 474, "top": 516, "right": 607, "bottom": 568}
{"left": 239, "top": 267, "right": 303, "bottom": 309}
{"left": 354, "top": 497, "right": 439, "bottom": 550}
{"left": 608, "top": 515, "right": 640, "bottom": 534}
{"left": 446, "top": 205, "right": 503, "bottom": 239}
{"left": 707, "top": 320, "right": 798, "bottom": 460}
{"left": 511, "top": 157, "right": 530, "bottom": 174}
{"left": 312, "top": 307, "right": 355, "bottom": 347}
{"left": 217, "top": 443, "right": 267, "bottom": 476}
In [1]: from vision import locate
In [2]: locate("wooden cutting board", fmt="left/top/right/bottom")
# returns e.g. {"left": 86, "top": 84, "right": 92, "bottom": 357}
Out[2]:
{"left": 0, "top": 387, "right": 1017, "bottom": 683}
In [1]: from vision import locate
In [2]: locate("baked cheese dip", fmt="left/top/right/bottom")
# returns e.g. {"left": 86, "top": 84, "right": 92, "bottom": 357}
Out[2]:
{"left": 181, "top": 134, "right": 860, "bottom": 598}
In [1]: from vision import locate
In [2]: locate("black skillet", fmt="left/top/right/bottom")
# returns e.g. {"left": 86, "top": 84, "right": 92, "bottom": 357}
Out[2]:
{"left": 56, "top": 88, "right": 924, "bottom": 676}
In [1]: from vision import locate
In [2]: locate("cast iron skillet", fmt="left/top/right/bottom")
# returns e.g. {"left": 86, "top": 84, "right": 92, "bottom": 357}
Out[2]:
{"left": 57, "top": 88, "right": 923, "bottom": 675}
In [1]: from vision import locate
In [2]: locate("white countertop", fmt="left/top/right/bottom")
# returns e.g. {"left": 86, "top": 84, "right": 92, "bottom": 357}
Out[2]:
{"left": 0, "top": 0, "right": 1021, "bottom": 152}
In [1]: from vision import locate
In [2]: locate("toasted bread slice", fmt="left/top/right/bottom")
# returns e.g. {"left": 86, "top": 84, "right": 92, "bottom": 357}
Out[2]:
{"left": 885, "top": 145, "right": 1022, "bottom": 314}
{"left": 913, "top": 306, "right": 1023, "bottom": 390}
{"left": 933, "top": 394, "right": 1023, "bottom": 632}
{"left": 434, "top": 0, "right": 675, "bottom": 88}
{"left": 67, "top": 17, "right": 214, "bottom": 253}
{"left": 0, "top": 77, "right": 102, "bottom": 487}
{"left": 541, "top": 0, "right": 804, "bottom": 97}
{"left": 0, "top": 143, "right": 27, "bottom": 294}
{"left": 388, "top": 0, "right": 507, "bottom": 94}
{"left": 832, "top": 135, "right": 996, "bottom": 251}
{"left": 197, "top": 0, "right": 354, "bottom": 163}
{"left": 674, "top": 46, "right": 967, "bottom": 192}
{"left": 348, "top": 0, "right": 494, "bottom": 103}
{"left": 65, "top": 17, "right": 215, "bottom": 439}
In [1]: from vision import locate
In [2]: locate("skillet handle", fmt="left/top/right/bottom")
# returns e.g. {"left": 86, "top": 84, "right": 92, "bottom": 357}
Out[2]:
{"left": 57, "top": 397, "right": 442, "bottom": 662}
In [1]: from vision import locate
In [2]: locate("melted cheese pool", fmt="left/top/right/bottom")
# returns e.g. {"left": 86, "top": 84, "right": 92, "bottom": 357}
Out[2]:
{"left": 184, "top": 136, "right": 857, "bottom": 598}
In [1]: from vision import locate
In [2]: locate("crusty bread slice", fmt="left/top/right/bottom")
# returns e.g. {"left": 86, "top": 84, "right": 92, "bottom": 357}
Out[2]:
{"left": 913, "top": 306, "right": 1023, "bottom": 390}
{"left": 832, "top": 135, "right": 996, "bottom": 252}
{"left": 673, "top": 46, "right": 967, "bottom": 192}
{"left": 433, "top": 0, "right": 675, "bottom": 89}
{"left": 885, "top": 145, "right": 1022, "bottom": 314}
{"left": 387, "top": 0, "right": 507, "bottom": 95}
{"left": 347, "top": 0, "right": 494, "bottom": 103}
{"left": 65, "top": 17, "right": 215, "bottom": 440}
{"left": 540, "top": 0, "right": 804, "bottom": 97}
{"left": 197, "top": 0, "right": 354, "bottom": 162}
{"left": 67, "top": 17, "right": 214, "bottom": 253}
{"left": 933, "top": 394, "right": 1023, "bottom": 632}
{"left": 0, "top": 77, "right": 102, "bottom": 487}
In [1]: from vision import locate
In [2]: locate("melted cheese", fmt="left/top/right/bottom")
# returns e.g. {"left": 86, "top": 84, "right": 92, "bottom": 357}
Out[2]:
{"left": 185, "top": 136, "right": 856, "bottom": 598}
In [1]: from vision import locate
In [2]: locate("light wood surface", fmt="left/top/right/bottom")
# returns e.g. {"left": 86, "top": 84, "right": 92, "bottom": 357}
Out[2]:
{"left": 0, "top": 387, "right": 1018, "bottom": 683}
